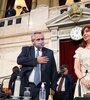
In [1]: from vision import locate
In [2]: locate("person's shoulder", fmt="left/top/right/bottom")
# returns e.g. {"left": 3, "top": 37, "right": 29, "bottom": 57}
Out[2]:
{"left": 12, "top": 8, "right": 16, "bottom": 11}
{"left": 21, "top": 46, "right": 34, "bottom": 52}
{"left": 77, "top": 47, "right": 84, "bottom": 50}
{"left": 22, "top": 46, "right": 30, "bottom": 48}
{"left": 75, "top": 47, "right": 84, "bottom": 52}
{"left": 43, "top": 47, "right": 53, "bottom": 52}
{"left": 66, "top": 74, "right": 73, "bottom": 79}
{"left": 26, "top": 10, "right": 29, "bottom": 13}
{"left": 68, "top": 74, "right": 73, "bottom": 77}
{"left": 22, "top": 46, "right": 33, "bottom": 49}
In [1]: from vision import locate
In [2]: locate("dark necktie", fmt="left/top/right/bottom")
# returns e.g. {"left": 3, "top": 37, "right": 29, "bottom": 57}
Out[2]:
{"left": 34, "top": 49, "right": 41, "bottom": 85}
{"left": 58, "top": 76, "right": 64, "bottom": 91}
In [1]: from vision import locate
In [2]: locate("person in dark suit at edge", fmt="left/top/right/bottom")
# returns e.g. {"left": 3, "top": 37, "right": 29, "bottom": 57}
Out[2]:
{"left": 17, "top": 32, "right": 58, "bottom": 100}
{"left": 5, "top": 6, "right": 16, "bottom": 18}
{"left": 8, "top": 66, "right": 20, "bottom": 95}
{"left": 20, "top": 7, "right": 29, "bottom": 15}
{"left": 53, "top": 64, "right": 74, "bottom": 100}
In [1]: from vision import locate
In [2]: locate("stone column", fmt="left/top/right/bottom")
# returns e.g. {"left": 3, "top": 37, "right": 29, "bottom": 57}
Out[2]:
{"left": 50, "top": 0, "right": 59, "bottom": 7}
{"left": 37, "top": 0, "right": 50, "bottom": 7}
{"left": 50, "top": 27, "right": 60, "bottom": 72}
{"left": 32, "top": 0, "right": 37, "bottom": 9}
{"left": 0, "top": 0, "right": 8, "bottom": 18}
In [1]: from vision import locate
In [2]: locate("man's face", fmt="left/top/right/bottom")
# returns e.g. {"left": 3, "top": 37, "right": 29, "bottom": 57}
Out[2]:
{"left": 32, "top": 34, "right": 45, "bottom": 48}
{"left": 23, "top": 7, "right": 26, "bottom": 10}
{"left": 63, "top": 68, "right": 68, "bottom": 75}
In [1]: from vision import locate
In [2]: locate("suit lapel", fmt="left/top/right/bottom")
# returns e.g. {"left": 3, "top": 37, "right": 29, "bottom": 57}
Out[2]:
{"left": 30, "top": 46, "right": 35, "bottom": 57}
{"left": 41, "top": 47, "right": 47, "bottom": 82}
{"left": 42, "top": 47, "right": 48, "bottom": 70}
{"left": 42, "top": 47, "right": 47, "bottom": 56}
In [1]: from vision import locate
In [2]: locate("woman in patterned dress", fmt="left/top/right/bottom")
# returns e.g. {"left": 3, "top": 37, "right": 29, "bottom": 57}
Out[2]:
{"left": 74, "top": 25, "right": 90, "bottom": 97}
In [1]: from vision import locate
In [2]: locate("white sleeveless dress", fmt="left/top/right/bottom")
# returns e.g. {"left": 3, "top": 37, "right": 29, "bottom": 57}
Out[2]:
{"left": 74, "top": 47, "right": 90, "bottom": 97}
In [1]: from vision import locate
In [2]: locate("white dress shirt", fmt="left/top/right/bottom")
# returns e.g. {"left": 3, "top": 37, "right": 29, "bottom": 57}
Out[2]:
{"left": 57, "top": 77, "right": 66, "bottom": 91}
{"left": 29, "top": 47, "right": 42, "bottom": 83}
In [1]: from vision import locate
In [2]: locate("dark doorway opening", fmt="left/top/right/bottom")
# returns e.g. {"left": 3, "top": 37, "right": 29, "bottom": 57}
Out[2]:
{"left": 59, "top": 39, "right": 81, "bottom": 82}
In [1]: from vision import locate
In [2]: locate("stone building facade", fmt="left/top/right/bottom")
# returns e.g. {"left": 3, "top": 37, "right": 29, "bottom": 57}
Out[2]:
{"left": 0, "top": 1, "right": 90, "bottom": 87}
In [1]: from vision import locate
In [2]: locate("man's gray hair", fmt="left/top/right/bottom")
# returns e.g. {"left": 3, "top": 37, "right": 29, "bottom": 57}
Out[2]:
{"left": 31, "top": 32, "right": 44, "bottom": 41}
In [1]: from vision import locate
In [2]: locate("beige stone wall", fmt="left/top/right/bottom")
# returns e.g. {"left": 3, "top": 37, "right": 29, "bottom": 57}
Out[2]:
{"left": 32, "top": 0, "right": 89, "bottom": 8}
{"left": 37, "top": 0, "right": 59, "bottom": 7}
{"left": 36, "top": 0, "right": 59, "bottom": 8}
{"left": 0, "top": 0, "right": 90, "bottom": 84}
{"left": 0, "top": 6, "right": 51, "bottom": 78}
{"left": 0, "top": 0, "right": 8, "bottom": 18}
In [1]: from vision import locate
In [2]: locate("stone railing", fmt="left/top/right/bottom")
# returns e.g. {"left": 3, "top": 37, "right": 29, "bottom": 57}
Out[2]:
{"left": 49, "top": 1, "right": 90, "bottom": 19}
{"left": 0, "top": 1, "right": 90, "bottom": 38}
{"left": 0, "top": 13, "right": 30, "bottom": 38}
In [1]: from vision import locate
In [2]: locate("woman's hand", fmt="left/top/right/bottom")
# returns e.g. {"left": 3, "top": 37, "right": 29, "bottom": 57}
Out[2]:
{"left": 86, "top": 91, "right": 90, "bottom": 94}
{"left": 81, "top": 78, "right": 90, "bottom": 88}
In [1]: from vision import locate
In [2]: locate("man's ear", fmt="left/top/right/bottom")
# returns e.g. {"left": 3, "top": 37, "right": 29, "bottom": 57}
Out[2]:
{"left": 32, "top": 40, "right": 34, "bottom": 44}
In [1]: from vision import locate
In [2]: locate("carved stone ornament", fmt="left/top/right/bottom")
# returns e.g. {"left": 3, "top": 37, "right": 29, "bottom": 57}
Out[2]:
{"left": 68, "top": 4, "right": 83, "bottom": 23}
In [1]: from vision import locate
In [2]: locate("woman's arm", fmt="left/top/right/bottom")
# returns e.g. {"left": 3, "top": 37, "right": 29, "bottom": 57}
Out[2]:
{"left": 74, "top": 58, "right": 90, "bottom": 88}
{"left": 74, "top": 58, "right": 83, "bottom": 79}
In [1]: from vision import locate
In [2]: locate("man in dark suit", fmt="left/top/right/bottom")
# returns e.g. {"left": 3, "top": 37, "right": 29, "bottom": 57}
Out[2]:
{"left": 5, "top": 6, "right": 16, "bottom": 18}
{"left": 53, "top": 64, "right": 74, "bottom": 100}
{"left": 8, "top": 66, "right": 20, "bottom": 95}
{"left": 17, "top": 32, "right": 58, "bottom": 100}
{"left": 20, "top": 7, "right": 29, "bottom": 14}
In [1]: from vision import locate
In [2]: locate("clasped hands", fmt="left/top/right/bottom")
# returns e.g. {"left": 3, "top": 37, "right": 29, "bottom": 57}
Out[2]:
{"left": 37, "top": 56, "right": 49, "bottom": 64}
